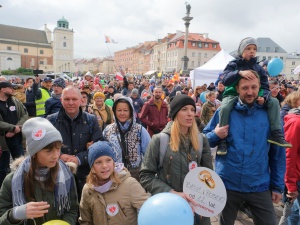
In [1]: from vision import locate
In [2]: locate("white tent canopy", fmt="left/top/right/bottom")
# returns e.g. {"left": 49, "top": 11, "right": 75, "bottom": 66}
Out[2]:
{"left": 144, "top": 70, "right": 157, "bottom": 76}
{"left": 190, "top": 49, "right": 234, "bottom": 88}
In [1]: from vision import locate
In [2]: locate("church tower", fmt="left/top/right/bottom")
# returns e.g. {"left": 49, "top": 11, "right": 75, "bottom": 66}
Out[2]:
{"left": 53, "top": 17, "right": 74, "bottom": 73}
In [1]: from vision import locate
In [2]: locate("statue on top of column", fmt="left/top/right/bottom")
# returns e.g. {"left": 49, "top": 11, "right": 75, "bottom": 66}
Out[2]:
{"left": 185, "top": 2, "right": 191, "bottom": 14}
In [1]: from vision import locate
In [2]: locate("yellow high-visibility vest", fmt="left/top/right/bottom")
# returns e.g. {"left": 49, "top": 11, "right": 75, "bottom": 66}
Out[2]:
{"left": 35, "top": 88, "right": 50, "bottom": 116}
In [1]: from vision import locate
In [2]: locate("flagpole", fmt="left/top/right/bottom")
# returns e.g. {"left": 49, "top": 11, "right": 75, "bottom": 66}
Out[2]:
{"left": 105, "top": 42, "right": 112, "bottom": 57}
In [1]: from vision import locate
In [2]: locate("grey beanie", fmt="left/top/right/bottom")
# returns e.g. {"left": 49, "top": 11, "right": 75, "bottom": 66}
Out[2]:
{"left": 22, "top": 117, "right": 63, "bottom": 156}
{"left": 237, "top": 37, "right": 258, "bottom": 56}
{"left": 131, "top": 88, "right": 139, "bottom": 96}
{"left": 53, "top": 78, "right": 66, "bottom": 88}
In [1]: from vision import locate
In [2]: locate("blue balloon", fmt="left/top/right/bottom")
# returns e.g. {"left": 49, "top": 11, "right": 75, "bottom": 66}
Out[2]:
{"left": 138, "top": 193, "right": 194, "bottom": 225}
{"left": 200, "top": 91, "right": 207, "bottom": 103}
{"left": 267, "top": 58, "right": 284, "bottom": 77}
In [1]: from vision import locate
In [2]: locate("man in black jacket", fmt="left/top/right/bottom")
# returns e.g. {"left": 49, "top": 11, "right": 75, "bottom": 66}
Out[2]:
{"left": 47, "top": 85, "right": 104, "bottom": 198}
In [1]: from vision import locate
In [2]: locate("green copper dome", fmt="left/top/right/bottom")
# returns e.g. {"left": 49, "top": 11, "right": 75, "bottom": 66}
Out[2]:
{"left": 57, "top": 17, "right": 69, "bottom": 29}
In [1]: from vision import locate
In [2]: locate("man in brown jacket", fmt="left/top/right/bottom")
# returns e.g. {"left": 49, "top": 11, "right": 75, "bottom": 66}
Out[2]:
{"left": 139, "top": 86, "right": 168, "bottom": 137}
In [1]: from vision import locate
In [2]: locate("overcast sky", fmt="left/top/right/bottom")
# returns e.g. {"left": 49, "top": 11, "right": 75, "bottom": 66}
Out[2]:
{"left": 0, "top": 0, "right": 299, "bottom": 58}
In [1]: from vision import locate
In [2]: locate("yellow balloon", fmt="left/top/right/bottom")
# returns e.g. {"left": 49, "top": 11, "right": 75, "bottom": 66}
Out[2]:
{"left": 42, "top": 220, "right": 70, "bottom": 225}
{"left": 157, "top": 73, "right": 162, "bottom": 77}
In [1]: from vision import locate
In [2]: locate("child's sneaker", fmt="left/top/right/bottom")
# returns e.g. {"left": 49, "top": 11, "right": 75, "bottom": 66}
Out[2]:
{"left": 217, "top": 139, "right": 227, "bottom": 155}
{"left": 267, "top": 130, "right": 292, "bottom": 148}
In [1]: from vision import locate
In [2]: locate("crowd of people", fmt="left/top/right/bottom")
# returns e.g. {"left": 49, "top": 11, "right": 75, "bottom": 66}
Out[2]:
{"left": 0, "top": 36, "right": 300, "bottom": 225}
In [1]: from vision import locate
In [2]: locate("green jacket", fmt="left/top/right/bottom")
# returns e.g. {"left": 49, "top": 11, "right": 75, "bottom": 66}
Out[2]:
{"left": 140, "top": 122, "right": 213, "bottom": 194}
{"left": 0, "top": 170, "right": 78, "bottom": 225}
{"left": 0, "top": 96, "right": 28, "bottom": 151}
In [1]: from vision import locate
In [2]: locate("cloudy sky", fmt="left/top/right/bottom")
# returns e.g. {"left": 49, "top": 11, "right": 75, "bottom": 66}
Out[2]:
{"left": 0, "top": 0, "right": 299, "bottom": 58}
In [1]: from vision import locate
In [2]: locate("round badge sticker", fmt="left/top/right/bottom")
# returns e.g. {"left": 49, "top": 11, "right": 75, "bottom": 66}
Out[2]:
{"left": 183, "top": 167, "right": 226, "bottom": 217}
{"left": 31, "top": 128, "right": 46, "bottom": 140}
{"left": 106, "top": 203, "right": 119, "bottom": 217}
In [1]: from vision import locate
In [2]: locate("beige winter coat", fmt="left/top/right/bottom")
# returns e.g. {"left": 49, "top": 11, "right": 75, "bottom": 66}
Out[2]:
{"left": 79, "top": 168, "right": 150, "bottom": 225}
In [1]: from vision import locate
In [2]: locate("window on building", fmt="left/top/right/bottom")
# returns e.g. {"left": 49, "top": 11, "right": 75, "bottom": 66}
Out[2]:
{"left": 24, "top": 48, "right": 28, "bottom": 53}
{"left": 64, "top": 36, "right": 66, "bottom": 39}
{"left": 191, "top": 61, "right": 194, "bottom": 67}
{"left": 7, "top": 57, "right": 12, "bottom": 60}
{"left": 280, "top": 57, "right": 284, "bottom": 60}
{"left": 275, "top": 47, "right": 279, "bottom": 52}
{"left": 198, "top": 43, "right": 202, "bottom": 48}
{"left": 39, "top": 61, "right": 44, "bottom": 65}
{"left": 198, "top": 61, "right": 200, "bottom": 66}
{"left": 198, "top": 53, "right": 201, "bottom": 58}
{"left": 63, "top": 42, "right": 67, "bottom": 47}
{"left": 175, "top": 52, "right": 177, "bottom": 56}
{"left": 40, "top": 50, "right": 44, "bottom": 54}
{"left": 268, "top": 56, "right": 271, "bottom": 60}
{"left": 291, "top": 69, "right": 294, "bottom": 73}
{"left": 192, "top": 42, "right": 196, "bottom": 47}
{"left": 204, "top": 43, "right": 209, "bottom": 48}
{"left": 192, "top": 52, "right": 195, "bottom": 57}
{"left": 212, "top": 44, "right": 217, "bottom": 48}
{"left": 266, "top": 47, "right": 270, "bottom": 52}
{"left": 7, "top": 46, "right": 12, "bottom": 51}
{"left": 292, "top": 61, "right": 295, "bottom": 65}
{"left": 204, "top": 53, "right": 208, "bottom": 58}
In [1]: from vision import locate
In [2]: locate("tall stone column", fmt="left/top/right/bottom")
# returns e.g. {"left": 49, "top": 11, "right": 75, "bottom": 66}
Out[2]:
{"left": 181, "top": 3, "right": 193, "bottom": 75}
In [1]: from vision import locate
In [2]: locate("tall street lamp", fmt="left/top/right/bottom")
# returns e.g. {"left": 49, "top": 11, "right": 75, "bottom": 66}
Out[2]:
{"left": 181, "top": 2, "right": 193, "bottom": 75}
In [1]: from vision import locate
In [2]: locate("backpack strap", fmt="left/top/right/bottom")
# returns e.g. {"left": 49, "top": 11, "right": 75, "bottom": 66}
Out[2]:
{"left": 159, "top": 133, "right": 170, "bottom": 168}
{"left": 197, "top": 133, "right": 204, "bottom": 163}
{"left": 159, "top": 132, "right": 204, "bottom": 168}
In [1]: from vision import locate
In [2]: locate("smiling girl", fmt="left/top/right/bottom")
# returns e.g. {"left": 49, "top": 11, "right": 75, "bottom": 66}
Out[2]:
{"left": 79, "top": 141, "right": 149, "bottom": 225}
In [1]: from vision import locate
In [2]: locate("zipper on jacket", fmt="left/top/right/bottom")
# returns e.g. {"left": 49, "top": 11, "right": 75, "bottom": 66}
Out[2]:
{"left": 117, "top": 201, "right": 127, "bottom": 217}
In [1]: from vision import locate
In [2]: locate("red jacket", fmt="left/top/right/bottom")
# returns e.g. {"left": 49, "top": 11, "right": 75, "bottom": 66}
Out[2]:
{"left": 284, "top": 113, "right": 300, "bottom": 192}
{"left": 139, "top": 98, "right": 168, "bottom": 137}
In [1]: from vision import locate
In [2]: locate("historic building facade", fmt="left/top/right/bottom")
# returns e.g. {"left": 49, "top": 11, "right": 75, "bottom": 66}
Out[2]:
{"left": 0, "top": 17, "right": 74, "bottom": 73}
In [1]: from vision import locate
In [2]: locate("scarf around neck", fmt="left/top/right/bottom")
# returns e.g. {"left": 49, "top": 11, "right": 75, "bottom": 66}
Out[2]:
{"left": 12, "top": 157, "right": 73, "bottom": 216}
{"left": 93, "top": 163, "right": 124, "bottom": 194}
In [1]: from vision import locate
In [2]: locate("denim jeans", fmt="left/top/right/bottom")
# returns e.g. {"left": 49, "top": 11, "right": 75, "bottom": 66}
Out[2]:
{"left": 288, "top": 182, "right": 300, "bottom": 225}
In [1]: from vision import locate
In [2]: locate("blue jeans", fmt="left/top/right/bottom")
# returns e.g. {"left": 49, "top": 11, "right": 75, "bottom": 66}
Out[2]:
{"left": 0, "top": 134, "right": 24, "bottom": 188}
{"left": 288, "top": 182, "right": 300, "bottom": 225}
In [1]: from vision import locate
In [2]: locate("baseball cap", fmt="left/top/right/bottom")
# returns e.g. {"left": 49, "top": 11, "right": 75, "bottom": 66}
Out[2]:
{"left": 0, "top": 81, "right": 17, "bottom": 89}
{"left": 43, "top": 77, "right": 52, "bottom": 82}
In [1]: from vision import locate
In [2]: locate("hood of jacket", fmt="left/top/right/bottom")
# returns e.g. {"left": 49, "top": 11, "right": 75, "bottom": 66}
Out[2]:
{"left": 161, "top": 121, "right": 172, "bottom": 135}
{"left": 112, "top": 96, "right": 137, "bottom": 125}
{"left": 288, "top": 107, "right": 300, "bottom": 115}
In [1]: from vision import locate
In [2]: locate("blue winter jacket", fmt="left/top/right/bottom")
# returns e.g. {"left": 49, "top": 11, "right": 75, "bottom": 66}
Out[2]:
{"left": 203, "top": 100, "right": 285, "bottom": 193}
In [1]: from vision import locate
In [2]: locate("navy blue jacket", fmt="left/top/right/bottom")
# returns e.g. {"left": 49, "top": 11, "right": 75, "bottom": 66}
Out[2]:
{"left": 45, "top": 96, "right": 62, "bottom": 117}
{"left": 223, "top": 57, "right": 269, "bottom": 99}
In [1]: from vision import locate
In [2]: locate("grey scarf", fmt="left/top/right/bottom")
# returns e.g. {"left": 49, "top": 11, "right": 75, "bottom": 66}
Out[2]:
{"left": 12, "top": 157, "right": 73, "bottom": 216}
{"left": 288, "top": 107, "right": 300, "bottom": 115}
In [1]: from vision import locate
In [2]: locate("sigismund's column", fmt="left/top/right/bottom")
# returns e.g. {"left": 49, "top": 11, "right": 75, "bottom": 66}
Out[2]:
{"left": 181, "top": 2, "right": 193, "bottom": 75}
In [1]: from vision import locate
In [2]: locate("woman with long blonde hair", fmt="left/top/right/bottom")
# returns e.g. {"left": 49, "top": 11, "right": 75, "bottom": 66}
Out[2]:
{"left": 140, "top": 95, "right": 213, "bottom": 225}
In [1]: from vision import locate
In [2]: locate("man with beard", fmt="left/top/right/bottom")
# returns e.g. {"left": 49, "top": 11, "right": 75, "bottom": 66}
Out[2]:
{"left": 203, "top": 75, "right": 285, "bottom": 225}
{"left": 0, "top": 81, "right": 28, "bottom": 187}
{"left": 140, "top": 86, "right": 168, "bottom": 137}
